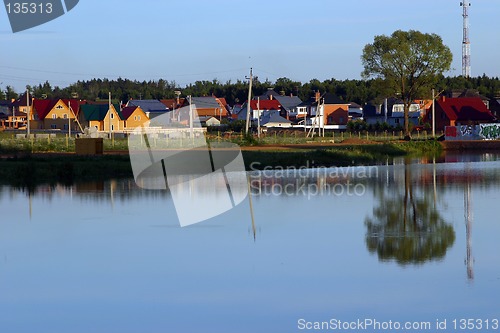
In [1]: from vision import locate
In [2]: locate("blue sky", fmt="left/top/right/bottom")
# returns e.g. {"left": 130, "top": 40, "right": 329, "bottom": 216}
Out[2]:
{"left": 1, "top": 0, "right": 499, "bottom": 92}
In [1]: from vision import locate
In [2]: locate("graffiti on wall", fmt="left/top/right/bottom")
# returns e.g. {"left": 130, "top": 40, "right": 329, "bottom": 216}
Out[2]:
{"left": 445, "top": 124, "right": 500, "bottom": 141}
{"left": 479, "top": 124, "right": 500, "bottom": 140}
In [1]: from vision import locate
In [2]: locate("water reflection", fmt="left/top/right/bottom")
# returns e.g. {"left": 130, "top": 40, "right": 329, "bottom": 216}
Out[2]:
{"left": 2, "top": 157, "right": 499, "bottom": 272}
{"left": 365, "top": 162, "right": 455, "bottom": 265}
{"left": 1, "top": 156, "right": 500, "bottom": 332}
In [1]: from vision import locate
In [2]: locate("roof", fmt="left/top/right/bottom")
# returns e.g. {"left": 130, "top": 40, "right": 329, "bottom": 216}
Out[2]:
{"left": 127, "top": 100, "right": 168, "bottom": 113}
{"left": 32, "top": 99, "right": 59, "bottom": 119}
{"left": 272, "top": 95, "right": 302, "bottom": 110}
{"left": 255, "top": 90, "right": 302, "bottom": 110}
{"left": 160, "top": 98, "right": 185, "bottom": 109}
{"left": 189, "top": 96, "right": 221, "bottom": 109}
{"left": 12, "top": 91, "right": 34, "bottom": 107}
{"left": 437, "top": 97, "right": 495, "bottom": 122}
{"left": 452, "top": 89, "right": 489, "bottom": 101}
{"left": 249, "top": 99, "right": 281, "bottom": 110}
{"left": 31, "top": 99, "right": 82, "bottom": 119}
{"left": 121, "top": 106, "right": 145, "bottom": 120}
{"left": 262, "top": 113, "right": 292, "bottom": 126}
{"left": 314, "top": 93, "right": 348, "bottom": 105}
{"left": 349, "top": 102, "right": 362, "bottom": 109}
{"left": 81, "top": 104, "right": 122, "bottom": 121}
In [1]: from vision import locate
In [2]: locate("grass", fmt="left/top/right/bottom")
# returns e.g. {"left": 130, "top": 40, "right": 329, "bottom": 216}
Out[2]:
{"left": 0, "top": 132, "right": 443, "bottom": 189}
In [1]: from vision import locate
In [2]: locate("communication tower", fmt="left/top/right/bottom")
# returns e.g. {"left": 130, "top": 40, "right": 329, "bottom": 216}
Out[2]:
{"left": 460, "top": 2, "right": 471, "bottom": 78}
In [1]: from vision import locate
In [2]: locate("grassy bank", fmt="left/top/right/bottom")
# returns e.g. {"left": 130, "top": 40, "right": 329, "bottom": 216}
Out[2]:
{"left": 0, "top": 140, "right": 442, "bottom": 189}
{"left": 243, "top": 140, "right": 442, "bottom": 169}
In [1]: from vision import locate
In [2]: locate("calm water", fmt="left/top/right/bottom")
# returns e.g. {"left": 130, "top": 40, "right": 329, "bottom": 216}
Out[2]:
{"left": 0, "top": 156, "right": 499, "bottom": 333}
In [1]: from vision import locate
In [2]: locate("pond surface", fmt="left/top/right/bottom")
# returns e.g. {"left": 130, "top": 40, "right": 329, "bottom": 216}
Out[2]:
{"left": 0, "top": 155, "right": 499, "bottom": 333}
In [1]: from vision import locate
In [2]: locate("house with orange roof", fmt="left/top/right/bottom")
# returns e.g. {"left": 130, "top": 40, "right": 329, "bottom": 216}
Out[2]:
{"left": 183, "top": 96, "right": 229, "bottom": 119}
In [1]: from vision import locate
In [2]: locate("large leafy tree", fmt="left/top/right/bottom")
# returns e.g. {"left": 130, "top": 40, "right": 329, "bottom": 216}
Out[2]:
{"left": 361, "top": 30, "right": 453, "bottom": 138}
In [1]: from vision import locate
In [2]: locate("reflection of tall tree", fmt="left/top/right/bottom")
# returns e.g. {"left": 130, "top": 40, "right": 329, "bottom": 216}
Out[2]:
{"left": 365, "top": 163, "right": 455, "bottom": 265}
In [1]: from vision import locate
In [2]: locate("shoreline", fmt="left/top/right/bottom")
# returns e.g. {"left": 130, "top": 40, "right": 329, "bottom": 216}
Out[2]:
{"left": 3, "top": 139, "right": 500, "bottom": 189}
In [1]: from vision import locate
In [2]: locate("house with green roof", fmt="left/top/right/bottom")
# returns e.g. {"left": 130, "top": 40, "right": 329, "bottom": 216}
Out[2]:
{"left": 79, "top": 103, "right": 124, "bottom": 132}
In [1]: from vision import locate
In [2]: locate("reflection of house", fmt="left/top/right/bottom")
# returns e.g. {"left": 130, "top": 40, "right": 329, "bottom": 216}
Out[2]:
{"left": 422, "top": 96, "right": 495, "bottom": 131}
{"left": 31, "top": 99, "right": 82, "bottom": 131}
{"left": 80, "top": 103, "right": 124, "bottom": 132}
{"left": 121, "top": 106, "right": 149, "bottom": 130}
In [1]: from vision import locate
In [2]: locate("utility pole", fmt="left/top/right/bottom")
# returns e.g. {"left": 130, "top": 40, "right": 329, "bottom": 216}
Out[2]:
{"left": 257, "top": 97, "right": 261, "bottom": 138}
{"left": 432, "top": 89, "right": 436, "bottom": 137}
{"left": 245, "top": 68, "right": 253, "bottom": 135}
{"left": 26, "top": 89, "right": 30, "bottom": 137}
{"left": 108, "top": 92, "right": 112, "bottom": 136}
{"left": 188, "top": 95, "right": 194, "bottom": 138}
{"left": 68, "top": 101, "right": 72, "bottom": 139}
{"left": 461, "top": 1, "right": 471, "bottom": 78}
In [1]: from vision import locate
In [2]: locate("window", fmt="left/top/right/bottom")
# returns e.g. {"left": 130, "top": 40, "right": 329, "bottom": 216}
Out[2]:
{"left": 111, "top": 124, "right": 114, "bottom": 131}
{"left": 138, "top": 115, "right": 141, "bottom": 121}
{"left": 63, "top": 114, "right": 68, "bottom": 119}
{"left": 134, "top": 116, "right": 137, "bottom": 121}
{"left": 55, "top": 105, "right": 64, "bottom": 110}
{"left": 51, "top": 124, "right": 57, "bottom": 129}
{"left": 52, "top": 114, "right": 56, "bottom": 119}
{"left": 110, "top": 112, "right": 114, "bottom": 119}
{"left": 63, "top": 124, "right": 68, "bottom": 130}
{"left": 395, "top": 118, "right": 400, "bottom": 124}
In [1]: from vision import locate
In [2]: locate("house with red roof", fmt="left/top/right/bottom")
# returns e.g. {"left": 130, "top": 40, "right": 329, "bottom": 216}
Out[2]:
{"left": 31, "top": 98, "right": 82, "bottom": 131}
{"left": 423, "top": 96, "right": 496, "bottom": 131}
{"left": 121, "top": 105, "right": 149, "bottom": 129}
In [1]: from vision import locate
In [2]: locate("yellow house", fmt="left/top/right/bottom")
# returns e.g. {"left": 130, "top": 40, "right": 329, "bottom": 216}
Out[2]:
{"left": 121, "top": 106, "right": 149, "bottom": 130}
{"left": 80, "top": 103, "right": 124, "bottom": 132}
{"left": 32, "top": 99, "right": 81, "bottom": 131}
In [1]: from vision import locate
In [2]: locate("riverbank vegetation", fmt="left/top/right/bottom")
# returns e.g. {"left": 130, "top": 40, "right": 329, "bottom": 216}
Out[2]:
{"left": 0, "top": 137, "right": 442, "bottom": 189}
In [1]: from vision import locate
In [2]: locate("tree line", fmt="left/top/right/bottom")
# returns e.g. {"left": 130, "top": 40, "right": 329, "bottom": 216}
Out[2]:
{"left": 1, "top": 74, "right": 500, "bottom": 106}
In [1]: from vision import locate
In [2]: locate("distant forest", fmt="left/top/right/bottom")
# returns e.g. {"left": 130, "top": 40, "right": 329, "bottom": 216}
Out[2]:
{"left": 2, "top": 75, "right": 500, "bottom": 106}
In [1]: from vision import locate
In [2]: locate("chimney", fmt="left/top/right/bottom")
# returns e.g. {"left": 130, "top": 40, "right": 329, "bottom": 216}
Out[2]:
{"left": 269, "top": 95, "right": 273, "bottom": 101}
{"left": 441, "top": 95, "right": 446, "bottom": 102}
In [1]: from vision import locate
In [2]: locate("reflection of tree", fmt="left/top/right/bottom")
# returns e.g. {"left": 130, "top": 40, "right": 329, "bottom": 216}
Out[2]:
{"left": 365, "top": 164, "right": 455, "bottom": 265}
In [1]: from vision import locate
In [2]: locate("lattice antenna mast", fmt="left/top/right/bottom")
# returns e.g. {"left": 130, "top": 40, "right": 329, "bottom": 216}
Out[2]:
{"left": 461, "top": 2, "right": 471, "bottom": 78}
